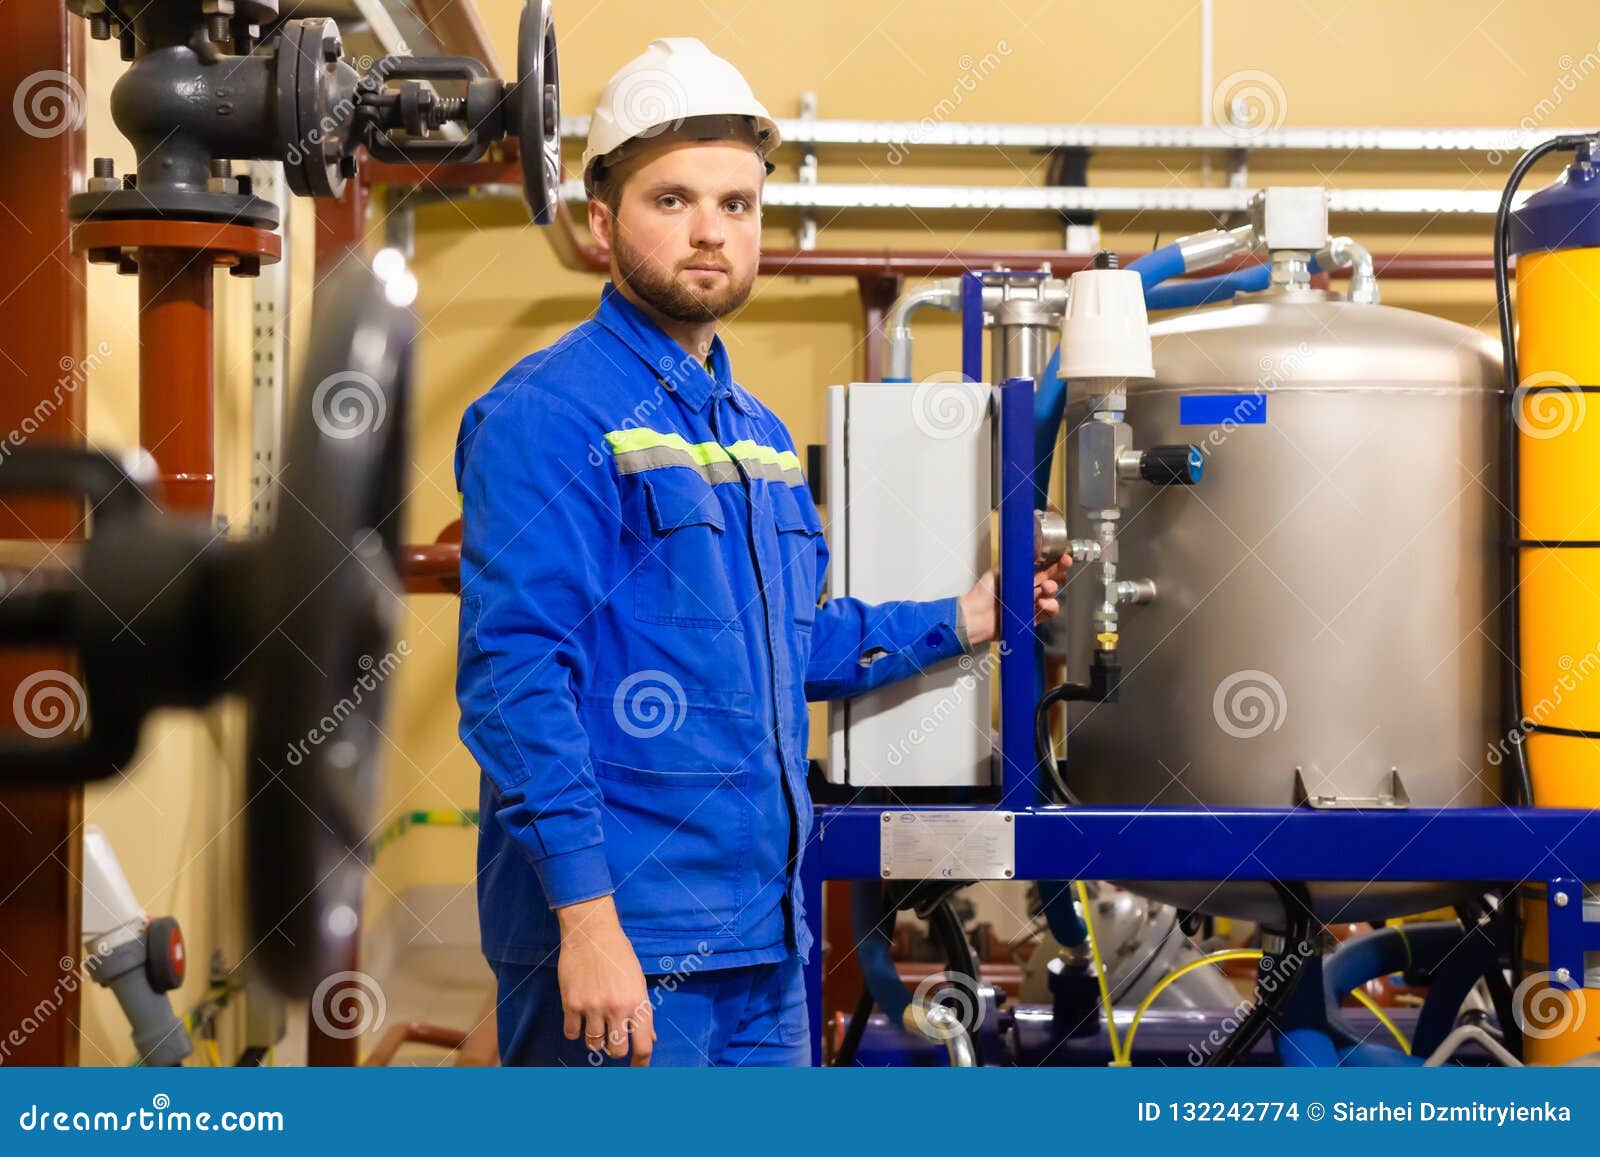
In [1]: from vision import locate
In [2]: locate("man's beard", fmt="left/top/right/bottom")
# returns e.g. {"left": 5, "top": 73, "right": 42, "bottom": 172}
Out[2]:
{"left": 612, "top": 230, "right": 755, "bottom": 323}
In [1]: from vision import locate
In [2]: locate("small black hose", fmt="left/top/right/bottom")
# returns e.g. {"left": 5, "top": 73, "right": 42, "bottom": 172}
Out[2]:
{"left": 1035, "top": 682, "right": 1086, "bottom": 804}
{"left": 1035, "top": 652, "right": 1122, "bottom": 804}
{"left": 1205, "top": 881, "right": 1315, "bottom": 1066}
{"left": 832, "top": 984, "right": 875, "bottom": 1067}
{"left": 926, "top": 899, "right": 985, "bottom": 1063}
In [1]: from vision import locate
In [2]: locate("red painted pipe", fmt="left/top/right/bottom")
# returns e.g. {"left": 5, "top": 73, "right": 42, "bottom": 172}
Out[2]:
{"left": 137, "top": 249, "right": 216, "bottom": 515}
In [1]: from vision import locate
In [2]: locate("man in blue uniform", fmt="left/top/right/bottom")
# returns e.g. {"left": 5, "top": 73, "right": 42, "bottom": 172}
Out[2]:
{"left": 455, "top": 37, "right": 1068, "bottom": 1066}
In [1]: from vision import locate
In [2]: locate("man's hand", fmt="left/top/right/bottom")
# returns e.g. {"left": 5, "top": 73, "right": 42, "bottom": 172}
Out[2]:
{"left": 555, "top": 895, "right": 655, "bottom": 1065}
{"left": 958, "top": 553, "right": 1072, "bottom": 648}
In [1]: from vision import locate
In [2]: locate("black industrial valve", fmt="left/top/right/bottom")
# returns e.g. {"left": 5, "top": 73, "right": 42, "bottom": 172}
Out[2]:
{"left": 67, "top": 0, "right": 562, "bottom": 226}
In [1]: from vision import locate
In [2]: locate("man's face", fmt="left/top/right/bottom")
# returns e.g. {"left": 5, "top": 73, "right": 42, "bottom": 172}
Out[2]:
{"left": 590, "top": 140, "right": 763, "bottom": 324}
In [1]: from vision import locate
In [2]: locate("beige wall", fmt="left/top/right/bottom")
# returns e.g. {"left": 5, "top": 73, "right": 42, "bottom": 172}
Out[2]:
{"left": 73, "top": 0, "right": 1600, "bottom": 1061}
{"left": 384, "top": 0, "right": 1600, "bottom": 893}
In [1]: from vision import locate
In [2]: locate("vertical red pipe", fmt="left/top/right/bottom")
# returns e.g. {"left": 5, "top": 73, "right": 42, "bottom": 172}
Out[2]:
{"left": 138, "top": 249, "right": 215, "bottom": 514}
{"left": 0, "top": 0, "right": 86, "bottom": 1066}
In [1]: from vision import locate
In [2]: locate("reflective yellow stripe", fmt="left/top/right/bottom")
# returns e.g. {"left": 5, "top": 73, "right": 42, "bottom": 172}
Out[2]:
{"left": 604, "top": 428, "right": 734, "bottom": 465}
{"left": 724, "top": 438, "right": 802, "bottom": 473}
{"left": 603, "top": 428, "right": 801, "bottom": 476}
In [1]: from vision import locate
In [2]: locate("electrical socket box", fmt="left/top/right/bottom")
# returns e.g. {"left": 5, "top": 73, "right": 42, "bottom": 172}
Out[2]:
{"left": 823, "top": 382, "right": 995, "bottom": 788}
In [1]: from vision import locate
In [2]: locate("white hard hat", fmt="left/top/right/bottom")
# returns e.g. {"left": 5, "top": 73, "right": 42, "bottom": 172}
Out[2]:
{"left": 583, "top": 37, "right": 780, "bottom": 194}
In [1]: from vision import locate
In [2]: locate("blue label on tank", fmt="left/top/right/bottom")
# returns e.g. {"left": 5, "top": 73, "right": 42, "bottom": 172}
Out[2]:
{"left": 1179, "top": 393, "right": 1267, "bottom": 425}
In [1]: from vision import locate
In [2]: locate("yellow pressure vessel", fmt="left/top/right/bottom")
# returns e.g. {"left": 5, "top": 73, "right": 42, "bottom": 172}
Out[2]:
{"left": 1511, "top": 145, "right": 1600, "bottom": 1064}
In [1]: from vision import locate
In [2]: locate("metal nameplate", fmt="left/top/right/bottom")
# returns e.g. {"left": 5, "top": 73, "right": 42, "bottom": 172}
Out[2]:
{"left": 879, "top": 810, "right": 1016, "bottom": 880}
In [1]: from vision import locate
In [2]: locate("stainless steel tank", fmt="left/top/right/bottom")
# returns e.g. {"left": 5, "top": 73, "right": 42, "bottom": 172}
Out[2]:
{"left": 1061, "top": 289, "right": 1504, "bottom": 924}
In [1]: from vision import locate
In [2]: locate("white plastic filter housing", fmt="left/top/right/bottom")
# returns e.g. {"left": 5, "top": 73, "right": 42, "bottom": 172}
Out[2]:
{"left": 1057, "top": 268, "right": 1155, "bottom": 381}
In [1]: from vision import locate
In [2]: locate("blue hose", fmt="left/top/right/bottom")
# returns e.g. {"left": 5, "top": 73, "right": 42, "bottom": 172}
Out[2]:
{"left": 850, "top": 880, "right": 912, "bottom": 1024}
{"left": 1033, "top": 345, "right": 1065, "bottom": 508}
{"left": 1037, "top": 878, "right": 1088, "bottom": 948}
{"left": 1125, "top": 243, "right": 1186, "bottom": 292}
{"left": 1278, "top": 1027, "right": 1342, "bottom": 1067}
{"left": 1143, "top": 253, "right": 1332, "bottom": 313}
{"left": 1145, "top": 264, "right": 1270, "bottom": 311}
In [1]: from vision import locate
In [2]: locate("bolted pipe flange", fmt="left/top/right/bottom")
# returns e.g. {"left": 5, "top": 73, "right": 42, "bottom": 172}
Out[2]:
{"left": 274, "top": 17, "right": 361, "bottom": 199}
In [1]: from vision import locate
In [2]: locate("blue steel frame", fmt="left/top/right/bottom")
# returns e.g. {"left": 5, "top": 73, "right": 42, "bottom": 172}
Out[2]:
{"left": 800, "top": 275, "right": 1600, "bottom": 1065}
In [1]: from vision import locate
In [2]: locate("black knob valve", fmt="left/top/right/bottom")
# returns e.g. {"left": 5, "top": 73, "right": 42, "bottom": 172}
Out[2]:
{"left": 1139, "top": 444, "right": 1204, "bottom": 486}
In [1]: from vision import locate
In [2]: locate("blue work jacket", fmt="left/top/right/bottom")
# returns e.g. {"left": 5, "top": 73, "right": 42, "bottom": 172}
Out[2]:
{"left": 455, "top": 281, "right": 970, "bottom": 972}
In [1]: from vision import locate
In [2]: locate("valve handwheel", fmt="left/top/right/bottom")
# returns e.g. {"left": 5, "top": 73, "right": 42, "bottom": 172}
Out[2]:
{"left": 514, "top": 0, "right": 563, "bottom": 224}
{"left": 0, "top": 262, "right": 416, "bottom": 997}
{"left": 242, "top": 265, "right": 415, "bottom": 994}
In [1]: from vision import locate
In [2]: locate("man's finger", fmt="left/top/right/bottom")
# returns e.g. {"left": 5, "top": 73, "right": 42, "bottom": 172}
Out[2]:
{"left": 630, "top": 1008, "right": 655, "bottom": 1066}
{"left": 604, "top": 1013, "right": 632, "bottom": 1059}
{"left": 582, "top": 1010, "right": 609, "bottom": 1053}
{"left": 563, "top": 1006, "right": 583, "bottom": 1041}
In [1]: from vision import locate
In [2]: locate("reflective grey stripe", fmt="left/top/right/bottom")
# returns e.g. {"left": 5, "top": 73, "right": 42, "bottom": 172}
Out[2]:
{"left": 612, "top": 446, "right": 742, "bottom": 484}
{"left": 613, "top": 447, "right": 803, "bottom": 486}
{"left": 756, "top": 460, "right": 806, "bottom": 486}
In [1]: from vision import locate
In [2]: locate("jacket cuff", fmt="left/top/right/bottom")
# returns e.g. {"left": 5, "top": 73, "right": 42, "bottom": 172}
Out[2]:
{"left": 953, "top": 596, "right": 973, "bottom": 653}
{"left": 535, "top": 842, "right": 614, "bottom": 909}
{"left": 915, "top": 596, "right": 971, "bottom": 666}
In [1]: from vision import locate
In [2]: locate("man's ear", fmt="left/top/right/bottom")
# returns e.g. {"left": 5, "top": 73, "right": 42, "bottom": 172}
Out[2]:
{"left": 587, "top": 198, "right": 613, "bottom": 251}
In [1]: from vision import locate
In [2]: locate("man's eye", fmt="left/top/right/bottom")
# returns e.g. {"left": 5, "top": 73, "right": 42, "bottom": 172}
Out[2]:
{"left": 725, "top": 199, "right": 748, "bottom": 214}
{"left": 658, "top": 195, "right": 682, "bottom": 209}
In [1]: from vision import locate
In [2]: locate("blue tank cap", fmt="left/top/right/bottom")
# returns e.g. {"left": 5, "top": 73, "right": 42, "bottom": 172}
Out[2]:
{"left": 1510, "top": 141, "right": 1600, "bottom": 256}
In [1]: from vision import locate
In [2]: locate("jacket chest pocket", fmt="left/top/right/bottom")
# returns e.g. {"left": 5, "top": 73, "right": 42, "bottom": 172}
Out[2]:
{"left": 629, "top": 469, "right": 744, "bottom": 629}
{"left": 770, "top": 483, "right": 824, "bottom": 629}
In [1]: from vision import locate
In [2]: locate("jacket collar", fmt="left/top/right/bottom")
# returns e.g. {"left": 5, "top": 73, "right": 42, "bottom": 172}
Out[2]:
{"left": 593, "top": 280, "right": 753, "bottom": 415}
